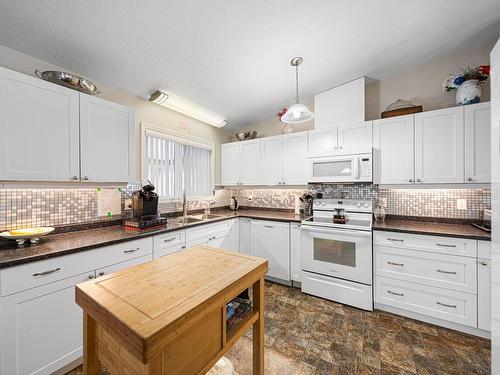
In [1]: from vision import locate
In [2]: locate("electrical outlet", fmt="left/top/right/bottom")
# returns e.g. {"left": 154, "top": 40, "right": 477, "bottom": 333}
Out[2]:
{"left": 457, "top": 199, "right": 467, "bottom": 210}
{"left": 247, "top": 196, "right": 253, "bottom": 202}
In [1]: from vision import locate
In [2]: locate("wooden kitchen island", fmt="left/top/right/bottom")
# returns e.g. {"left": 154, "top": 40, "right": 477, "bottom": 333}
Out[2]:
{"left": 76, "top": 246, "right": 268, "bottom": 375}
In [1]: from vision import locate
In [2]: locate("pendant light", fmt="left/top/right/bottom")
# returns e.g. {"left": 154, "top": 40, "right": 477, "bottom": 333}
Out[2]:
{"left": 281, "top": 57, "right": 315, "bottom": 123}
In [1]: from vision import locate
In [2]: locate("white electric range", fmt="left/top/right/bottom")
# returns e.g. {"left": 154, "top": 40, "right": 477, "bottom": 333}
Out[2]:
{"left": 301, "top": 199, "right": 373, "bottom": 311}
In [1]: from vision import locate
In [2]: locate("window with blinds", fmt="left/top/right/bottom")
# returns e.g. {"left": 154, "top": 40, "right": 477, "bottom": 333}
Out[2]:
{"left": 145, "top": 130, "right": 212, "bottom": 199}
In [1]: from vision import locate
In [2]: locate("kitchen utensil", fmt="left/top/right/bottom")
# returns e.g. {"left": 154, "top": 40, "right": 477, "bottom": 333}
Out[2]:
{"left": 235, "top": 131, "right": 257, "bottom": 141}
{"left": 229, "top": 196, "right": 239, "bottom": 211}
{"left": 315, "top": 193, "right": 323, "bottom": 199}
{"left": 0, "top": 227, "right": 55, "bottom": 246}
{"left": 35, "top": 69, "right": 100, "bottom": 95}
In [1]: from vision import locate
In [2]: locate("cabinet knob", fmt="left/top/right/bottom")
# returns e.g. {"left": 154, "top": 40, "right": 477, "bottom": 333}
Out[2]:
{"left": 98, "top": 271, "right": 105, "bottom": 276}
{"left": 71, "top": 176, "right": 78, "bottom": 180}
{"left": 416, "top": 179, "right": 422, "bottom": 183}
{"left": 467, "top": 177, "right": 473, "bottom": 182}
{"left": 480, "top": 261, "right": 488, "bottom": 266}
{"left": 408, "top": 179, "right": 413, "bottom": 183}
{"left": 88, "top": 274, "right": 95, "bottom": 279}
{"left": 83, "top": 176, "right": 89, "bottom": 181}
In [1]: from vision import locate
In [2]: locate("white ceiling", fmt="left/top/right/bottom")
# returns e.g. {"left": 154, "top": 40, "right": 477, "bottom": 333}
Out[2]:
{"left": 0, "top": 1, "right": 499, "bottom": 130}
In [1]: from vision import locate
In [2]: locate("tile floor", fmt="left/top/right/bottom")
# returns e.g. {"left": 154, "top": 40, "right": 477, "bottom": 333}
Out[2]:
{"left": 67, "top": 281, "right": 491, "bottom": 375}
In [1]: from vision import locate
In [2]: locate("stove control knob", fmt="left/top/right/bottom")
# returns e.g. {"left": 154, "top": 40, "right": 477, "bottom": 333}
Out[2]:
{"left": 321, "top": 202, "right": 326, "bottom": 206}
{"left": 363, "top": 203, "right": 370, "bottom": 208}
{"left": 315, "top": 201, "right": 320, "bottom": 205}
{"left": 355, "top": 202, "right": 362, "bottom": 208}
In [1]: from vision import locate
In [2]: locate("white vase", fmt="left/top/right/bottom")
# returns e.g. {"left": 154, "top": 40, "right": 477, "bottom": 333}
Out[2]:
{"left": 282, "top": 123, "right": 293, "bottom": 134}
{"left": 456, "top": 79, "right": 481, "bottom": 105}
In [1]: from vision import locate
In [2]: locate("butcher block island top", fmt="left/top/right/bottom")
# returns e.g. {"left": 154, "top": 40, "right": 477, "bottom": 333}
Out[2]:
{"left": 76, "top": 246, "right": 268, "bottom": 375}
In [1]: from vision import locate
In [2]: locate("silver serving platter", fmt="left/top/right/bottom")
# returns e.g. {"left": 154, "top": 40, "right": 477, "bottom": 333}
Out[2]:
{"left": 35, "top": 69, "right": 99, "bottom": 95}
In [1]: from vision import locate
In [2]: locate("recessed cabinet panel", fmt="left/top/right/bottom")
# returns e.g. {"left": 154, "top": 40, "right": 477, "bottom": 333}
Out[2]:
{"left": 240, "top": 139, "right": 261, "bottom": 185}
{"left": 261, "top": 136, "right": 283, "bottom": 185}
{"left": 415, "top": 107, "right": 464, "bottom": 183}
{"left": 0, "top": 67, "right": 80, "bottom": 181}
{"left": 337, "top": 121, "right": 373, "bottom": 153}
{"left": 221, "top": 143, "right": 240, "bottom": 185}
{"left": 283, "top": 132, "right": 308, "bottom": 185}
{"left": 307, "top": 129, "right": 337, "bottom": 156}
{"left": 373, "top": 115, "right": 415, "bottom": 184}
{"left": 478, "top": 258, "right": 491, "bottom": 331}
{"left": 80, "top": 94, "right": 135, "bottom": 182}
{"left": 465, "top": 102, "right": 491, "bottom": 183}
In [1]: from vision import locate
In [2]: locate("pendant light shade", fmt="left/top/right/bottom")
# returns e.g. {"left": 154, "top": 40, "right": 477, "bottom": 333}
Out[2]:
{"left": 281, "top": 57, "right": 314, "bottom": 124}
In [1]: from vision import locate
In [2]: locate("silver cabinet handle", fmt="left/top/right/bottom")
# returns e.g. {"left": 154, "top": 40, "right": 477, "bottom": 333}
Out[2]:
{"left": 437, "top": 302, "right": 456, "bottom": 308}
{"left": 88, "top": 274, "right": 95, "bottom": 279}
{"left": 33, "top": 267, "right": 61, "bottom": 277}
{"left": 387, "top": 290, "right": 404, "bottom": 296}
{"left": 98, "top": 271, "right": 105, "bottom": 276}
{"left": 71, "top": 176, "right": 79, "bottom": 180}
{"left": 124, "top": 247, "right": 140, "bottom": 254}
{"left": 282, "top": 182, "right": 286, "bottom": 185}
{"left": 163, "top": 237, "right": 177, "bottom": 243}
{"left": 436, "top": 269, "right": 457, "bottom": 275}
{"left": 480, "top": 261, "right": 488, "bottom": 266}
{"left": 467, "top": 177, "right": 473, "bottom": 182}
{"left": 408, "top": 179, "right": 413, "bottom": 183}
{"left": 83, "top": 176, "right": 89, "bottom": 181}
{"left": 416, "top": 179, "right": 422, "bottom": 183}
{"left": 387, "top": 238, "right": 404, "bottom": 242}
{"left": 436, "top": 243, "right": 456, "bottom": 248}
{"left": 264, "top": 225, "right": 274, "bottom": 228}
{"left": 387, "top": 261, "right": 404, "bottom": 266}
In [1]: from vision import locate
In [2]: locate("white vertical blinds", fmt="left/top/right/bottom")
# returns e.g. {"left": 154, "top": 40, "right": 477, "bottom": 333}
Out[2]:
{"left": 145, "top": 131, "right": 212, "bottom": 199}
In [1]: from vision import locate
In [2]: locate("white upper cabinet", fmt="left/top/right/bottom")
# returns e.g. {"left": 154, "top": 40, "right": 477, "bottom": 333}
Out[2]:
{"left": 373, "top": 115, "right": 415, "bottom": 184}
{"left": 80, "top": 95, "right": 135, "bottom": 182}
{"left": 465, "top": 102, "right": 491, "bottom": 183}
{"left": 221, "top": 142, "right": 240, "bottom": 185}
{"left": 415, "top": 107, "right": 464, "bottom": 184}
{"left": 283, "top": 132, "right": 308, "bottom": 185}
{"left": 0, "top": 66, "right": 80, "bottom": 181}
{"left": 261, "top": 135, "right": 283, "bottom": 185}
{"left": 240, "top": 139, "right": 261, "bottom": 185}
{"left": 307, "top": 129, "right": 338, "bottom": 155}
{"left": 337, "top": 121, "right": 373, "bottom": 153}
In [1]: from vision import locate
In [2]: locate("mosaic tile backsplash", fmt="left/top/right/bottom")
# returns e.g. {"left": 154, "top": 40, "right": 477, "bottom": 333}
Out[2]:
{"left": 0, "top": 183, "right": 491, "bottom": 230}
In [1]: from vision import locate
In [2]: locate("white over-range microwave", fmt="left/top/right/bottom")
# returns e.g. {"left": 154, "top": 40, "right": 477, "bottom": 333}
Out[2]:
{"left": 307, "top": 152, "right": 372, "bottom": 183}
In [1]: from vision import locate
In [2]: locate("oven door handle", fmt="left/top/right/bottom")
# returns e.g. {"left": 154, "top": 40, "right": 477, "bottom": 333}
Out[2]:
{"left": 301, "top": 225, "right": 372, "bottom": 237}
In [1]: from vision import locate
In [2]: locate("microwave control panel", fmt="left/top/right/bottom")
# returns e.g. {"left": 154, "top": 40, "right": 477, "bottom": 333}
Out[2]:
{"left": 359, "top": 157, "right": 372, "bottom": 180}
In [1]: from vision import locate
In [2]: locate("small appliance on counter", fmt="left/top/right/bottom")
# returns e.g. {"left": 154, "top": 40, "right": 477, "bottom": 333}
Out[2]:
{"left": 124, "top": 184, "right": 167, "bottom": 230}
{"left": 229, "top": 196, "right": 239, "bottom": 211}
{"left": 472, "top": 209, "right": 491, "bottom": 232}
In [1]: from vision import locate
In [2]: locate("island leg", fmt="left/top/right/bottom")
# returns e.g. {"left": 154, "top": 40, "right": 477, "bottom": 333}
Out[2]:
{"left": 83, "top": 313, "right": 100, "bottom": 375}
{"left": 252, "top": 277, "right": 264, "bottom": 375}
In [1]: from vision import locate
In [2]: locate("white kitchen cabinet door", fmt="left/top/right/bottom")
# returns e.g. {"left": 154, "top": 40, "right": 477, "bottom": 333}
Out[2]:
{"left": 221, "top": 143, "right": 240, "bottom": 185}
{"left": 415, "top": 107, "right": 464, "bottom": 184}
{"left": 478, "top": 258, "right": 491, "bottom": 331}
{"left": 337, "top": 121, "right": 373, "bottom": 153}
{"left": 283, "top": 132, "right": 308, "bottom": 185}
{"left": 250, "top": 220, "right": 290, "bottom": 281}
{"left": 0, "top": 272, "right": 94, "bottom": 375}
{"left": 373, "top": 114, "right": 415, "bottom": 184}
{"left": 238, "top": 218, "right": 251, "bottom": 255}
{"left": 261, "top": 135, "right": 283, "bottom": 185}
{"left": 228, "top": 218, "right": 239, "bottom": 252}
{"left": 307, "top": 129, "right": 338, "bottom": 156}
{"left": 290, "top": 223, "right": 302, "bottom": 282}
{"left": 240, "top": 139, "right": 261, "bottom": 185}
{"left": 95, "top": 254, "right": 152, "bottom": 278}
{"left": 465, "top": 102, "right": 491, "bottom": 183}
{"left": 209, "top": 235, "right": 230, "bottom": 250}
{"left": 80, "top": 94, "right": 135, "bottom": 182}
{"left": 0, "top": 66, "right": 80, "bottom": 181}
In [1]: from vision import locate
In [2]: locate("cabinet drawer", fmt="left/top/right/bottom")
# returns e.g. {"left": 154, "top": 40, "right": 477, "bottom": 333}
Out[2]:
{"left": 373, "top": 231, "right": 477, "bottom": 257}
{"left": 0, "top": 237, "right": 153, "bottom": 296}
{"left": 375, "top": 276, "right": 477, "bottom": 327}
{"left": 186, "top": 221, "right": 230, "bottom": 243}
{"left": 478, "top": 240, "right": 491, "bottom": 260}
{"left": 374, "top": 246, "right": 477, "bottom": 293}
{"left": 154, "top": 230, "right": 185, "bottom": 250}
{"left": 154, "top": 243, "right": 186, "bottom": 259}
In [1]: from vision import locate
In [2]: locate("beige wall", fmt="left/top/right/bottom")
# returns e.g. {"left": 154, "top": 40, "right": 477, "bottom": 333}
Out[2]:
{"left": 0, "top": 45, "right": 232, "bottom": 183}
{"left": 239, "top": 41, "right": 494, "bottom": 136}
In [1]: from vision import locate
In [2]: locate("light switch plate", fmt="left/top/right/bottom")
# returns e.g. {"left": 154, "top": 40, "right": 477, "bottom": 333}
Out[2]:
{"left": 457, "top": 199, "right": 467, "bottom": 210}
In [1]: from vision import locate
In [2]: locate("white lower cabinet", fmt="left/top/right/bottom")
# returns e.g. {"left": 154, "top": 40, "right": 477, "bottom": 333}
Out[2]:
{"left": 250, "top": 220, "right": 290, "bottom": 281}
{"left": 0, "top": 237, "right": 153, "bottom": 375}
{"left": 227, "top": 218, "right": 239, "bottom": 251}
{"left": 478, "top": 253, "right": 491, "bottom": 331}
{"left": 153, "top": 230, "right": 186, "bottom": 259}
{"left": 290, "top": 223, "right": 301, "bottom": 282}
{"left": 238, "top": 218, "right": 251, "bottom": 255}
{"left": 186, "top": 221, "right": 231, "bottom": 249}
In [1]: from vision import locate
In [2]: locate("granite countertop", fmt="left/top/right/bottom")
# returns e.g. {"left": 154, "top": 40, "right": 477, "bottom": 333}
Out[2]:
{"left": 0, "top": 209, "right": 309, "bottom": 269}
{"left": 373, "top": 218, "right": 491, "bottom": 241}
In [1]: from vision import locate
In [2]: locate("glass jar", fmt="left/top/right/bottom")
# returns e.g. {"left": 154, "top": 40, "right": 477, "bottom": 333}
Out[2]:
{"left": 374, "top": 205, "right": 386, "bottom": 222}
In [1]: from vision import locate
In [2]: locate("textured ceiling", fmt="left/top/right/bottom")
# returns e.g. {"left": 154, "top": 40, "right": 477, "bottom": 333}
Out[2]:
{"left": 0, "top": 1, "right": 499, "bottom": 130}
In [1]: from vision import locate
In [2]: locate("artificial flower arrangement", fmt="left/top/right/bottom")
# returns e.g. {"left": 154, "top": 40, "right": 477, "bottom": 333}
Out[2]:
{"left": 442, "top": 65, "right": 490, "bottom": 105}
{"left": 276, "top": 107, "right": 288, "bottom": 121}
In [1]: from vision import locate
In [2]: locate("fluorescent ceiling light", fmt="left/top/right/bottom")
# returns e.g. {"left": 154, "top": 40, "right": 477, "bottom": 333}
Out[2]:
{"left": 149, "top": 90, "right": 227, "bottom": 127}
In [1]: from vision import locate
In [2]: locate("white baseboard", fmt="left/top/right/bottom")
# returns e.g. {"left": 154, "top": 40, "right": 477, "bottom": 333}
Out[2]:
{"left": 375, "top": 303, "right": 491, "bottom": 339}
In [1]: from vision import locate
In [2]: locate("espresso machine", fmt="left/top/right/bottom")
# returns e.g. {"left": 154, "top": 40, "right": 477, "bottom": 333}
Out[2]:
{"left": 124, "top": 184, "right": 167, "bottom": 230}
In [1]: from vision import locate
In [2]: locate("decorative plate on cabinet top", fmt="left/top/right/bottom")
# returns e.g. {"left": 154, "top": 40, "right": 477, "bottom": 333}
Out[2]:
{"left": 35, "top": 69, "right": 99, "bottom": 95}
{"left": 0, "top": 227, "right": 55, "bottom": 246}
